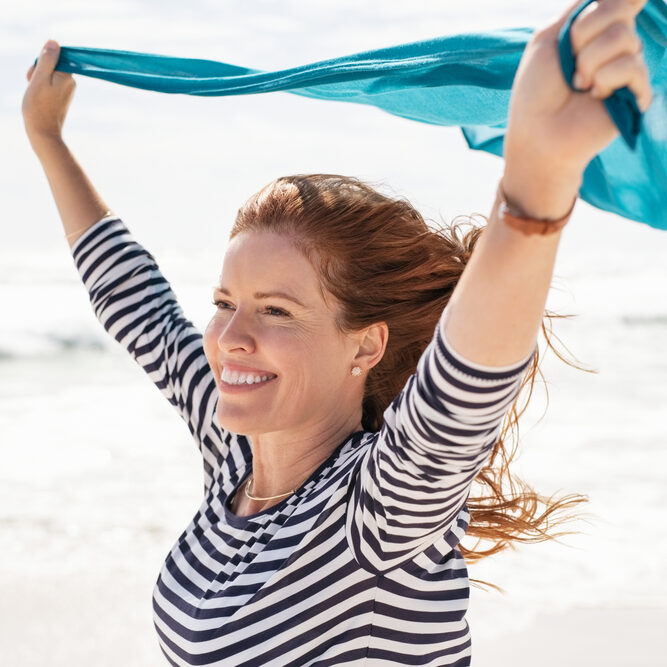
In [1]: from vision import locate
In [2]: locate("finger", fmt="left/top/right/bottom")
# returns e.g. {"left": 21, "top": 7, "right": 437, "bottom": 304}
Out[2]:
{"left": 590, "top": 51, "right": 653, "bottom": 112}
{"left": 570, "top": 0, "right": 646, "bottom": 53}
{"left": 574, "top": 20, "right": 643, "bottom": 89}
{"left": 541, "top": 0, "right": 593, "bottom": 36}
{"left": 53, "top": 71, "right": 76, "bottom": 92}
{"left": 32, "top": 39, "right": 61, "bottom": 84}
{"left": 26, "top": 63, "right": 35, "bottom": 82}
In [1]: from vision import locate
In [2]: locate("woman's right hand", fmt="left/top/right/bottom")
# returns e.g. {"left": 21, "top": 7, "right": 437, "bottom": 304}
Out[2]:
{"left": 22, "top": 40, "right": 76, "bottom": 152}
{"left": 501, "top": 0, "right": 652, "bottom": 220}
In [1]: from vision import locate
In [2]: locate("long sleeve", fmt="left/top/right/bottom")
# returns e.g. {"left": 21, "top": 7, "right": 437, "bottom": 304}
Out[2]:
{"left": 70, "top": 215, "right": 226, "bottom": 486}
{"left": 346, "top": 304, "right": 536, "bottom": 573}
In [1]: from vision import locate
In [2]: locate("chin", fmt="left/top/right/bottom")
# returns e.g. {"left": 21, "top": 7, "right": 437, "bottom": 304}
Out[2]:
{"left": 215, "top": 404, "right": 268, "bottom": 437}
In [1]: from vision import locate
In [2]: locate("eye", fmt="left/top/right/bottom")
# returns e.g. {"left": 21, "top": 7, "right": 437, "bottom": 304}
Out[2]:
{"left": 212, "top": 300, "right": 289, "bottom": 318}
{"left": 211, "top": 299, "right": 234, "bottom": 310}
{"left": 264, "top": 306, "right": 290, "bottom": 317}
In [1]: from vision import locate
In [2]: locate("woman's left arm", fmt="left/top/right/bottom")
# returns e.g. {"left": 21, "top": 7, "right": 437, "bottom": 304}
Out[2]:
{"left": 444, "top": 0, "right": 653, "bottom": 367}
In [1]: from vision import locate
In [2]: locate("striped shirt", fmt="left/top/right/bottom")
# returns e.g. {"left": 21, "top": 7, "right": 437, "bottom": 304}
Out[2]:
{"left": 71, "top": 215, "right": 535, "bottom": 666}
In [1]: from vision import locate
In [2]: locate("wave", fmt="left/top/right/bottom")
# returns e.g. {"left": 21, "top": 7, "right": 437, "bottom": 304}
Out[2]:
{"left": 620, "top": 314, "right": 667, "bottom": 327}
{"left": 0, "top": 330, "right": 109, "bottom": 361}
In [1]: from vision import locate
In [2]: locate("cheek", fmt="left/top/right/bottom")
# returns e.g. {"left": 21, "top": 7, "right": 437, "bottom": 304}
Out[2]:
{"left": 203, "top": 318, "right": 222, "bottom": 360}
{"left": 202, "top": 315, "right": 348, "bottom": 388}
{"left": 264, "top": 328, "right": 329, "bottom": 383}
{"left": 291, "top": 330, "right": 350, "bottom": 385}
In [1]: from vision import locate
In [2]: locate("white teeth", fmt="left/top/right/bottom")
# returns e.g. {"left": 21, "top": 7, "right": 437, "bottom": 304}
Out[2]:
{"left": 221, "top": 367, "right": 276, "bottom": 386}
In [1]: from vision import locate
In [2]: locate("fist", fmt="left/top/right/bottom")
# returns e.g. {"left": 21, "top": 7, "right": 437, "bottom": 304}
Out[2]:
{"left": 501, "top": 0, "right": 653, "bottom": 219}
{"left": 22, "top": 40, "right": 76, "bottom": 147}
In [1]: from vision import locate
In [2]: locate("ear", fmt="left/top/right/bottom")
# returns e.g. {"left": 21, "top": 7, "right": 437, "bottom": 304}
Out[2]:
{"left": 353, "top": 322, "right": 389, "bottom": 371}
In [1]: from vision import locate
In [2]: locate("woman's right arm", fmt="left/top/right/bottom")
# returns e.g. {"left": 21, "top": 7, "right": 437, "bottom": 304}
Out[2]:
{"left": 22, "top": 41, "right": 229, "bottom": 488}
{"left": 443, "top": 0, "right": 652, "bottom": 368}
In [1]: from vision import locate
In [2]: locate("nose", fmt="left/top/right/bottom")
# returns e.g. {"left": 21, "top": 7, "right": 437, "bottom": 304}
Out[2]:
{"left": 216, "top": 309, "right": 256, "bottom": 355}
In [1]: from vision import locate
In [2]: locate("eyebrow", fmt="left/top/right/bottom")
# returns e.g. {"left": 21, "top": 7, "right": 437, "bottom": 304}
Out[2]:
{"left": 213, "top": 286, "right": 306, "bottom": 308}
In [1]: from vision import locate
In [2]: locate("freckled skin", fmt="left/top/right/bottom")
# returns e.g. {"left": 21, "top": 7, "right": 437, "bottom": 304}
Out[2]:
{"left": 202, "top": 231, "right": 388, "bottom": 511}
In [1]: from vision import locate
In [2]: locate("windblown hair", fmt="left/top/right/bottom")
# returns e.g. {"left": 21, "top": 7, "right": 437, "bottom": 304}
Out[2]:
{"left": 230, "top": 173, "right": 588, "bottom": 569}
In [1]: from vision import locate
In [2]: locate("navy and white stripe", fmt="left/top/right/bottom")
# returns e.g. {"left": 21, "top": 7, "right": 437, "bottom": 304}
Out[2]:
{"left": 71, "top": 216, "right": 535, "bottom": 666}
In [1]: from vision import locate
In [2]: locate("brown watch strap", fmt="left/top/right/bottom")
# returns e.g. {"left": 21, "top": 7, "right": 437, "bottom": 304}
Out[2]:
{"left": 495, "top": 180, "right": 576, "bottom": 236}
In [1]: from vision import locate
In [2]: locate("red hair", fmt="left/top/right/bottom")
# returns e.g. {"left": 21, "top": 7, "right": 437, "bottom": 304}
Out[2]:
{"left": 231, "top": 173, "right": 588, "bottom": 568}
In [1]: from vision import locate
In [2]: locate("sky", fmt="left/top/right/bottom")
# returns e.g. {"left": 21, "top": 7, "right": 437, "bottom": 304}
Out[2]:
{"left": 4, "top": 0, "right": 666, "bottom": 323}
{"left": 3, "top": 0, "right": 573, "bottom": 253}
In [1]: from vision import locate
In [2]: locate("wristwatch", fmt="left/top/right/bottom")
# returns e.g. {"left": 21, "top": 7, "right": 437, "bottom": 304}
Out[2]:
{"left": 496, "top": 180, "right": 577, "bottom": 236}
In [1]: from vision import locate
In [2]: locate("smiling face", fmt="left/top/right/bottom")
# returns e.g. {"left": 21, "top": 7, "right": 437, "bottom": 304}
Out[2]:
{"left": 203, "top": 231, "right": 367, "bottom": 439}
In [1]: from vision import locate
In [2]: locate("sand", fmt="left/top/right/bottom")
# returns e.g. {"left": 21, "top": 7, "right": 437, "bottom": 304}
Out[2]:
{"left": 473, "top": 607, "right": 667, "bottom": 666}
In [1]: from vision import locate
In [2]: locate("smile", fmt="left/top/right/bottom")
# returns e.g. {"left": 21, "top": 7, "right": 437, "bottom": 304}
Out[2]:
{"left": 220, "top": 368, "right": 277, "bottom": 386}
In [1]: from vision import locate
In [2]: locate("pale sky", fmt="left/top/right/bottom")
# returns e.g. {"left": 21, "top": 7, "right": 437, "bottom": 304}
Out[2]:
{"left": 4, "top": 0, "right": 572, "bottom": 252}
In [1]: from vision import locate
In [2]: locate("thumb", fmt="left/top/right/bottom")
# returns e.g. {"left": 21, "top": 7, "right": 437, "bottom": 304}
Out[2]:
{"left": 32, "top": 39, "right": 61, "bottom": 83}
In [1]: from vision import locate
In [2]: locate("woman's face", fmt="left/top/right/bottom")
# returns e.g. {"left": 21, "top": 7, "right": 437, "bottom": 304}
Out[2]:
{"left": 203, "top": 231, "right": 363, "bottom": 438}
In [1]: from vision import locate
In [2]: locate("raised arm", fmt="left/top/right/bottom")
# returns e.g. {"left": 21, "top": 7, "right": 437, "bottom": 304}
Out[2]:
{"left": 22, "top": 41, "right": 227, "bottom": 489}
{"left": 444, "top": 0, "right": 653, "bottom": 367}
{"left": 348, "top": 0, "right": 653, "bottom": 572}
{"left": 22, "top": 40, "right": 110, "bottom": 248}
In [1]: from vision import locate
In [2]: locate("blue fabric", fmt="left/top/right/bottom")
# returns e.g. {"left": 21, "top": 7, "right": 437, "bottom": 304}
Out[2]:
{"left": 48, "top": 0, "right": 666, "bottom": 229}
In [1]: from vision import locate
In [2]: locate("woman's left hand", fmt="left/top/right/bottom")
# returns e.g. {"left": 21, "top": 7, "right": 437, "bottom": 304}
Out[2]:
{"left": 502, "top": 0, "right": 653, "bottom": 219}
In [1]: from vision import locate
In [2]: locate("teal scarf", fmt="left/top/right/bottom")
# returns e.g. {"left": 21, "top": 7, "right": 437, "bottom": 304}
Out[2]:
{"left": 49, "top": 0, "right": 667, "bottom": 229}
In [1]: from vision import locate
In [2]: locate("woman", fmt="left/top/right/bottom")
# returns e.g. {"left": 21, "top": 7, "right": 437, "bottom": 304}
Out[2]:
{"left": 22, "top": 1, "right": 653, "bottom": 665}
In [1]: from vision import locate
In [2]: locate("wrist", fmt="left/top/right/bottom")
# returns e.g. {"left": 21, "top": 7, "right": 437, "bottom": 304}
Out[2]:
{"left": 27, "top": 131, "right": 67, "bottom": 160}
{"left": 501, "top": 167, "right": 582, "bottom": 221}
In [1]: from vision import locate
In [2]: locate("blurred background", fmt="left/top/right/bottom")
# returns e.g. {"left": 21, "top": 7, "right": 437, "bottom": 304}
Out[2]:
{"left": 1, "top": 1, "right": 666, "bottom": 665}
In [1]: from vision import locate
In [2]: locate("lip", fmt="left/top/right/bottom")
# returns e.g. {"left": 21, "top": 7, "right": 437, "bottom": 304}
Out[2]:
{"left": 220, "top": 362, "right": 276, "bottom": 376}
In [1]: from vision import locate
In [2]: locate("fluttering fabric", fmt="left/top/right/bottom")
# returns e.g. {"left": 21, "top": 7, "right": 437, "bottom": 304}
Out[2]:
{"left": 50, "top": 0, "right": 666, "bottom": 229}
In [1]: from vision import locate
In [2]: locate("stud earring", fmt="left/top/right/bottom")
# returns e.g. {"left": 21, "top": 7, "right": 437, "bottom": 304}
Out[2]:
{"left": 351, "top": 366, "right": 362, "bottom": 377}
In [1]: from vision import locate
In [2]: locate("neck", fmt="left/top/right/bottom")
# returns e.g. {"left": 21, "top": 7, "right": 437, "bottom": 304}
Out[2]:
{"left": 234, "top": 413, "right": 363, "bottom": 516}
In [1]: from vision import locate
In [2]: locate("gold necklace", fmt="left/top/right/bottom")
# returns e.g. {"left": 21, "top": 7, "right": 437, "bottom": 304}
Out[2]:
{"left": 244, "top": 476, "right": 296, "bottom": 501}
